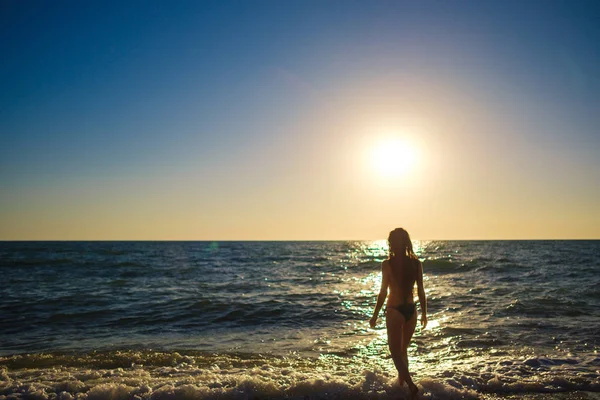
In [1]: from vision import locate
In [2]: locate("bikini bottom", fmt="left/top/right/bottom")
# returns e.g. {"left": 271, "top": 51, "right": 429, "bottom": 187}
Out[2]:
{"left": 387, "top": 303, "right": 416, "bottom": 321}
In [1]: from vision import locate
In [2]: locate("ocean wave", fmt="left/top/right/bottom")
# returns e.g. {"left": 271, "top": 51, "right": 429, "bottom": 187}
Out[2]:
{"left": 86, "top": 297, "right": 356, "bottom": 330}
{"left": 501, "top": 297, "right": 591, "bottom": 318}
{"left": 96, "top": 248, "right": 130, "bottom": 256}
{"left": 422, "top": 259, "right": 478, "bottom": 274}
{"left": 1, "top": 351, "right": 598, "bottom": 400}
{"left": 108, "top": 278, "right": 129, "bottom": 286}
{"left": 1, "top": 257, "right": 75, "bottom": 267}
{"left": 113, "top": 261, "right": 147, "bottom": 268}
{"left": 475, "top": 262, "right": 525, "bottom": 273}
{"left": 47, "top": 310, "right": 114, "bottom": 323}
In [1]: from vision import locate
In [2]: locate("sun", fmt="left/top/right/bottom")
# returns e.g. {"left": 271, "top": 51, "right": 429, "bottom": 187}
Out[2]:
{"left": 370, "top": 137, "right": 418, "bottom": 179}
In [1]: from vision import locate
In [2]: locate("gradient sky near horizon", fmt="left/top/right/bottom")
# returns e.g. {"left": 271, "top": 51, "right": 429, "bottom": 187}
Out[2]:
{"left": 1, "top": 1, "right": 599, "bottom": 240}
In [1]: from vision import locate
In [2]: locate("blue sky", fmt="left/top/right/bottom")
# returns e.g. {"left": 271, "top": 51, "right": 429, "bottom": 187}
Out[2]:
{"left": 1, "top": 1, "right": 599, "bottom": 239}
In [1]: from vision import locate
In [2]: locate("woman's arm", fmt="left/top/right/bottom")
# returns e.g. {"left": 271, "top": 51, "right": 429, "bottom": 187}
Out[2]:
{"left": 369, "top": 261, "right": 389, "bottom": 328}
{"left": 416, "top": 260, "right": 427, "bottom": 329}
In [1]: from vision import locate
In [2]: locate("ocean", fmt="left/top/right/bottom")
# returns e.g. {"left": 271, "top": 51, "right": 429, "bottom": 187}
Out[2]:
{"left": 0, "top": 240, "right": 599, "bottom": 399}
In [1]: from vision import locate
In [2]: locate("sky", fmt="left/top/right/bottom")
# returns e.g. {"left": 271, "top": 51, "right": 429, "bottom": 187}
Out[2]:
{"left": 1, "top": 1, "right": 599, "bottom": 240}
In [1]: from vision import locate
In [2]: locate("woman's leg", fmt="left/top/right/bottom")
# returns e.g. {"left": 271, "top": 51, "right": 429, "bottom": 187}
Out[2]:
{"left": 385, "top": 309, "right": 416, "bottom": 390}
{"left": 401, "top": 312, "right": 419, "bottom": 397}
{"left": 401, "top": 313, "right": 418, "bottom": 370}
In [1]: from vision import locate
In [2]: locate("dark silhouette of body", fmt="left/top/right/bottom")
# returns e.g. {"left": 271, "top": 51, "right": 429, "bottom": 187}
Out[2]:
{"left": 370, "top": 228, "right": 427, "bottom": 398}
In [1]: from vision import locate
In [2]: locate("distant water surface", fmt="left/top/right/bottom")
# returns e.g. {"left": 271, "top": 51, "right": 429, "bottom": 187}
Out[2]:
{"left": 1, "top": 240, "right": 599, "bottom": 399}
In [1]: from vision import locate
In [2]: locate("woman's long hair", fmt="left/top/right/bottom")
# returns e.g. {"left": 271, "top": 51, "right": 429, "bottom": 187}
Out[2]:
{"left": 388, "top": 228, "right": 417, "bottom": 260}
{"left": 388, "top": 228, "right": 418, "bottom": 294}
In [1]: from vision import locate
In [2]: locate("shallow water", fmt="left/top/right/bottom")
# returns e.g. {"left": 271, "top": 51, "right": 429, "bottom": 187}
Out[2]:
{"left": 1, "top": 240, "right": 599, "bottom": 399}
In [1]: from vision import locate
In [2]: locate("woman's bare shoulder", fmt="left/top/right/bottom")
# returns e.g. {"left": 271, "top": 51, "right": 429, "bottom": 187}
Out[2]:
{"left": 382, "top": 259, "right": 395, "bottom": 273}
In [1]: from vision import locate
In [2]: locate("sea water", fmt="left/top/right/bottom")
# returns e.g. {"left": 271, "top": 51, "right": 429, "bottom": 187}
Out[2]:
{"left": 1, "top": 241, "right": 599, "bottom": 399}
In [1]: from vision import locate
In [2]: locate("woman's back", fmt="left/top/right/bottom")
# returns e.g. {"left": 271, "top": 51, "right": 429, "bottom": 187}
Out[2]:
{"left": 386, "top": 255, "right": 418, "bottom": 305}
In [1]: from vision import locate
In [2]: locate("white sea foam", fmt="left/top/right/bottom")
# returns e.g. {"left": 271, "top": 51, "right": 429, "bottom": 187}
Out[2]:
{"left": 1, "top": 351, "right": 598, "bottom": 400}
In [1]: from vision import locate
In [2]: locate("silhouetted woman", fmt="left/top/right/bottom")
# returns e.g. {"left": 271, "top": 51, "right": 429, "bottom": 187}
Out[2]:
{"left": 370, "top": 228, "right": 427, "bottom": 398}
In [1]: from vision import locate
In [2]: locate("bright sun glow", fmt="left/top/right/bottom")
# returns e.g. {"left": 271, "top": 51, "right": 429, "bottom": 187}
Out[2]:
{"left": 370, "top": 137, "right": 418, "bottom": 179}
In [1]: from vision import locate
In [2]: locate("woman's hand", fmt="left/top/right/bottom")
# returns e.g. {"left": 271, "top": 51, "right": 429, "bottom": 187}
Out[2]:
{"left": 421, "top": 314, "right": 428, "bottom": 330}
{"left": 369, "top": 316, "right": 378, "bottom": 329}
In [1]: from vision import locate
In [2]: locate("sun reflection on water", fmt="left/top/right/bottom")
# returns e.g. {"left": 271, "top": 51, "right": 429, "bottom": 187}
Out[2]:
{"left": 312, "top": 239, "right": 462, "bottom": 374}
{"left": 326, "top": 240, "right": 437, "bottom": 375}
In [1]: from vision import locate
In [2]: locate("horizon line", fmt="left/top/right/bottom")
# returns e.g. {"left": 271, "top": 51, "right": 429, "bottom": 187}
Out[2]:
{"left": 1, "top": 238, "right": 599, "bottom": 242}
